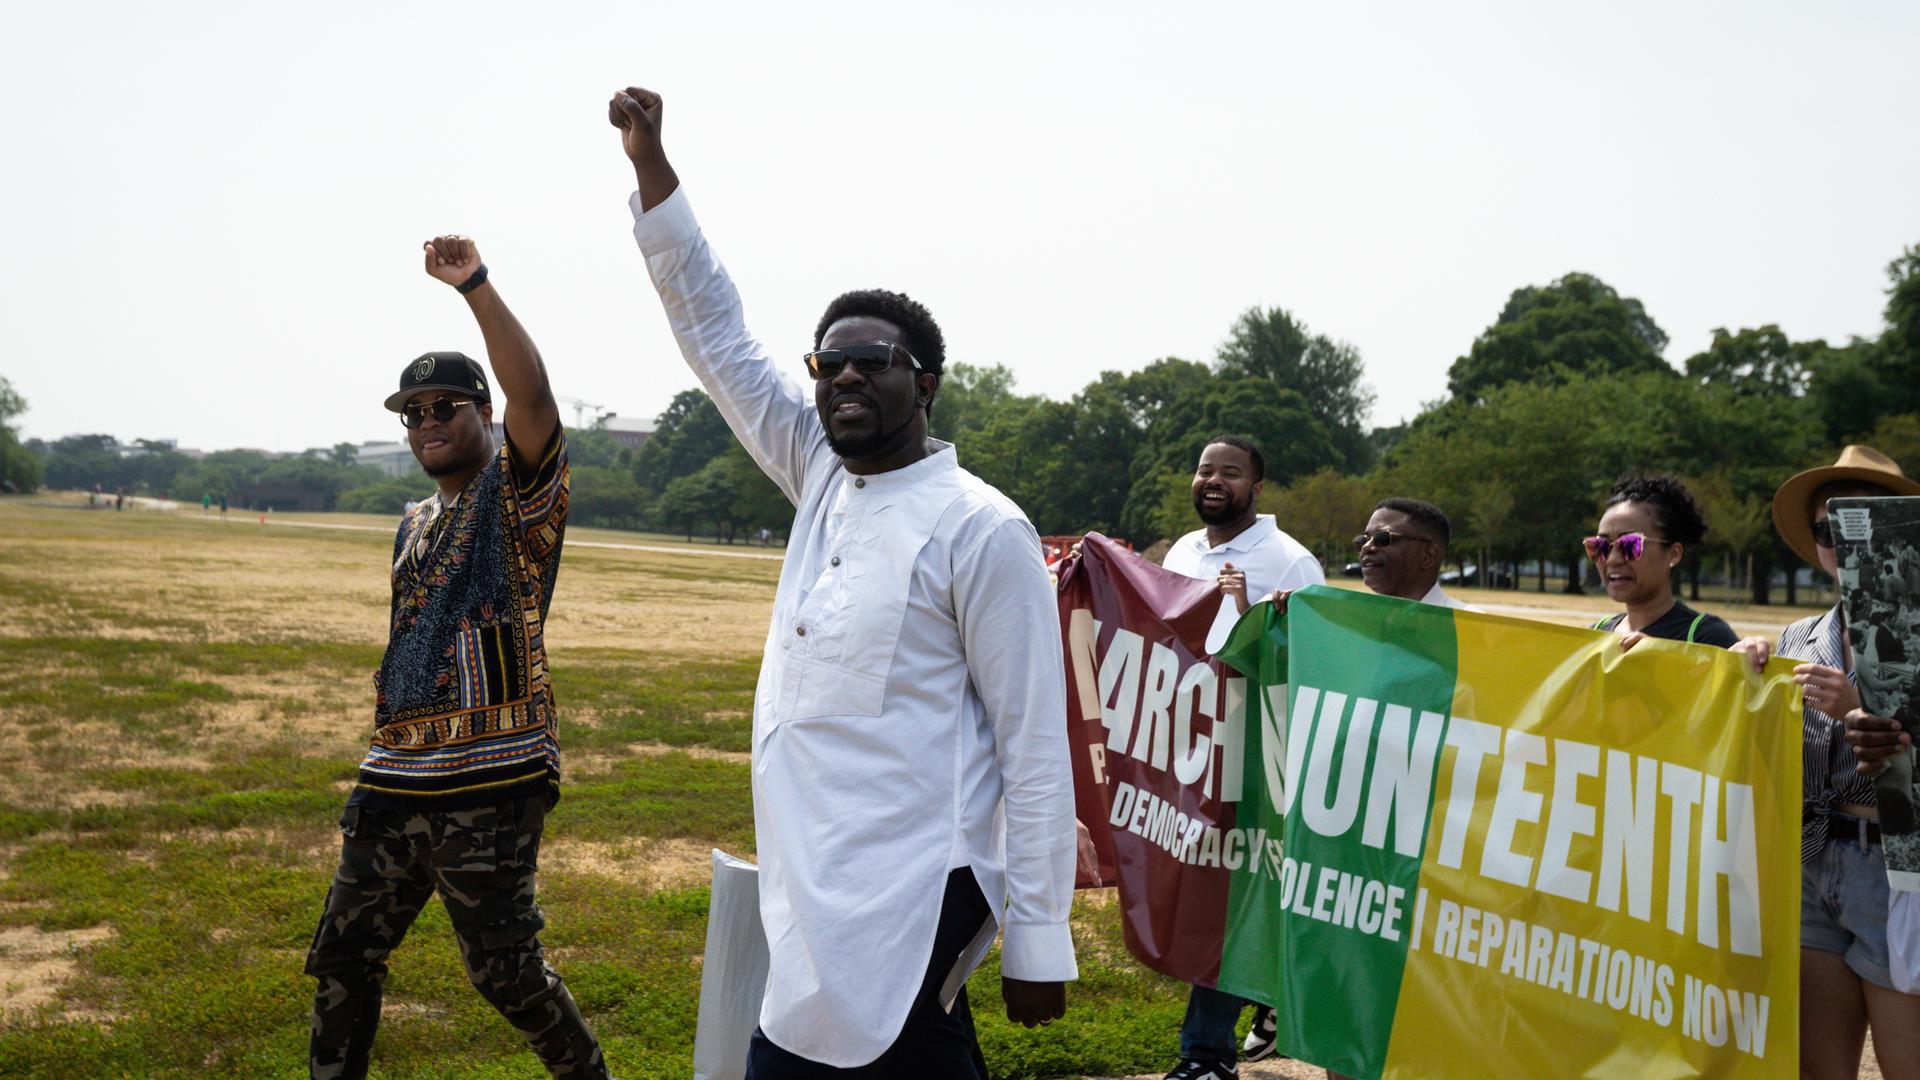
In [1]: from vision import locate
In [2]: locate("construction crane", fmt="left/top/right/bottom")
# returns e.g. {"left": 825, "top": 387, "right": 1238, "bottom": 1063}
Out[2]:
{"left": 555, "top": 396, "right": 608, "bottom": 428}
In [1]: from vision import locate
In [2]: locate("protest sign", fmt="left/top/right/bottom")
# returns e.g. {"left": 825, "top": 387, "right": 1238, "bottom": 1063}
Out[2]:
{"left": 1060, "top": 539, "right": 1802, "bottom": 1078}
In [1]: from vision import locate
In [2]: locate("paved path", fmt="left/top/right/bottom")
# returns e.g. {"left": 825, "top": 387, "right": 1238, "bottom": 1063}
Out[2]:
{"left": 191, "top": 511, "right": 1815, "bottom": 629}
{"left": 198, "top": 514, "right": 788, "bottom": 561}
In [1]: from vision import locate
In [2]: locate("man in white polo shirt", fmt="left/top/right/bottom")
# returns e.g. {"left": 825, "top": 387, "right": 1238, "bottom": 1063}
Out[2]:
{"left": 1158, "top": 434, "right": 1323, "bottom": 1080}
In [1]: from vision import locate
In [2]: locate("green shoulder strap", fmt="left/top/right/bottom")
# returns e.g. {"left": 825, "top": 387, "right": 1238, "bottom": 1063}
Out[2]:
{"left": 1685, "top": 611, "right": 1706, "bottom": 644}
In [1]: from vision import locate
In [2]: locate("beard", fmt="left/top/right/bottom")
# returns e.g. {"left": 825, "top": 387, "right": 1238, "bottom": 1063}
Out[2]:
{"left": 822, "top": 396, "right": 920, "bottom": 461}
{"left": 418, "top": 434, "right": 491, "bottom": 478}
{"left": 1193, "top": 490, "right": 1252, "bottom": 526}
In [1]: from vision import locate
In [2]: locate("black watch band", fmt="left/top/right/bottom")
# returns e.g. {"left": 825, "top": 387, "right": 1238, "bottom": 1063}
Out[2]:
{"left": 456, "top": 263, "right": 489, "bottom": 294}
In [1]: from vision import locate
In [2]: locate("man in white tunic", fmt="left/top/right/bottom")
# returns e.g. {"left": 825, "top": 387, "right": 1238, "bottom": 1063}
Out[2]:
{"left": 609, "top": 87, "right": 1077, "bottom": 1077}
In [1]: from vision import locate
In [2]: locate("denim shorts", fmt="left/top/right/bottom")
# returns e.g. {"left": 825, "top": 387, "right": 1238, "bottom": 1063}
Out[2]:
{"left": 1802, "top": 815, "right": 1894, "bottom": 990}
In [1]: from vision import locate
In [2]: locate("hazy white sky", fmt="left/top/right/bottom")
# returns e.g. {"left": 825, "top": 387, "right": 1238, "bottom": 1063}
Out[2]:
{"left": 4, "top": 1, "right": 1917, "bottom": 452}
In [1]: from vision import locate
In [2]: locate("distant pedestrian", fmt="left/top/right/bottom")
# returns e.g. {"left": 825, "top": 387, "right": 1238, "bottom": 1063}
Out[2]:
{"left": 218, "top": 494, "right": 228, "bottom": 518}
{"left": 303, "top": 234, "right": 607, "bottom": 1080}
{"left": 202, "top": 493, "right": 212, "bottom": 514}
{"left": 114, "top": 487, "right": 125, "bottom": 511}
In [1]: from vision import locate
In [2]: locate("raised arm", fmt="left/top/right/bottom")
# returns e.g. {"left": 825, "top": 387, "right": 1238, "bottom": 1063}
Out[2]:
{"left": 609, "top": 87, "right": 680, "bottom": 212}
{"left": 608, "top": 85, "right": 823, "bottom": 502}
{"left": 422, "top": 236, "right": 560, "bottom": 472}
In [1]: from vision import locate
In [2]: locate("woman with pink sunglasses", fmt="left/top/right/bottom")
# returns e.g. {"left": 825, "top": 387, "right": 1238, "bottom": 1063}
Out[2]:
{"left": 1585, "top": 474, "right": 1738, "bottom": 648}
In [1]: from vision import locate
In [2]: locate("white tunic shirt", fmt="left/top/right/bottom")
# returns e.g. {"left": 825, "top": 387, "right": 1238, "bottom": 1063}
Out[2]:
{"left": 1163, "top": 515, "right": 1326, "bottom": 653}
{"left": 630, "top": 187, "right": 1077, "bottom": 1067}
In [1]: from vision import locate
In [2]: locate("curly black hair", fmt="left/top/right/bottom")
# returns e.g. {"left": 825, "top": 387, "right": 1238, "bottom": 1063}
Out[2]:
{"left": 813, "top": 289, "right": 947, "bottom": 374}
{"left": 1602, "top": 474, "right": 1709, "bottom": 546}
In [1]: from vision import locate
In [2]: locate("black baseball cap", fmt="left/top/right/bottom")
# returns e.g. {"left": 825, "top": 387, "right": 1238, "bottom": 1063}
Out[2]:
{"left": 384, "top": 352, "right": 492, "bottom": 412}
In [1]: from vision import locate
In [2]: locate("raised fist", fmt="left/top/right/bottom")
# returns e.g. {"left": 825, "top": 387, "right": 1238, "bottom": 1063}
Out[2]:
{"left": 423, "top": 235, "right": 482, "bottom": 288}
{"left": 608, "top": 86, "right": 665, "bottom": 164}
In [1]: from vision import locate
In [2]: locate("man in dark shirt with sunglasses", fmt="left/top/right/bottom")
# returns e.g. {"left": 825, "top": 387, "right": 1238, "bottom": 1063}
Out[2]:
{"left": 304, "top": 236, "right": 611, "bottom": 1080}
{"left": 1236, "top": 498, "right": 1461, "bottom": 1080}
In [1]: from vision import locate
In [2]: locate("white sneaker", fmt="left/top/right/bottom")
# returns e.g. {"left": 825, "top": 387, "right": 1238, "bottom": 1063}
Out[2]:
{"left": 1241, "top": 1004, "right": 1278, "bottom": 1061}
{"left": 1165, "top": 1058, "right": 1238, "bottom": 1080}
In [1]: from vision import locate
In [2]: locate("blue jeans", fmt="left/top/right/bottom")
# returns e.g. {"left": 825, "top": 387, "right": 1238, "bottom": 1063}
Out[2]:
{"left": 1179, "top": 984, "right": 1252, "bottom": 1064}
{"left": 1802, "top": 815, "right": 1895, "bottom": 989}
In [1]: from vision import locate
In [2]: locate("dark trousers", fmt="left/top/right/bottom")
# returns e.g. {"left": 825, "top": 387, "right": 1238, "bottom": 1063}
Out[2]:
{"left": 304, "top": 797, "right": 608, "bottom": 1080}
{"left": 1179, "top": 983, "right": 1252, "bottom": 1064}
{"left": 745, "top": 867, "right": 993, "bottom": 1079}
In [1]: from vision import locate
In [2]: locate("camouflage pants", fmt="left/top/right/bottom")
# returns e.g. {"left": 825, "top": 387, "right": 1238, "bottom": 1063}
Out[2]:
{"left": 305, "top": 796, "right": 610, "bottom": 1080}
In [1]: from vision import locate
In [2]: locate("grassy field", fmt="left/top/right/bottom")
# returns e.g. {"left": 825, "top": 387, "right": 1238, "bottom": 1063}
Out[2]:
{"left": 0, "top": 498, "right": 1822, "bottom": 1079}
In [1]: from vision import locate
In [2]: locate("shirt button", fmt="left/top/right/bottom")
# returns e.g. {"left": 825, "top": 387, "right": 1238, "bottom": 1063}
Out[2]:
{"left": 795, "top": 625, "right": 807, "bottom": 637}
{"left": 854, "top": 478, "right": 866, "bottom": 488}
{"left": 830, "top": 556, "right": 841, "bottom": 567}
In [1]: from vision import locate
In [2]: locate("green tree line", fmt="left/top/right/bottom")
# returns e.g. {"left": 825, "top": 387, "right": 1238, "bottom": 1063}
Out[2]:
{"left": 10, "top": 241, "right": 1920, "bottom": 580}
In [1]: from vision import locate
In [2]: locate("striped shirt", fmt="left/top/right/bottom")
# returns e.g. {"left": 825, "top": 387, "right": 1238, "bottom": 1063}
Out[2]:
{"left": 352, "top": 423, "right": 569, "bottom": 810}
{"left": 1780, "top": 603, "right": 1875, "bottom": 861}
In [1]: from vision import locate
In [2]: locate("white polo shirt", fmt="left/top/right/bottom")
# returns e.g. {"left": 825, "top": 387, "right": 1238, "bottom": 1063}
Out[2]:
{"left": 1164, "top": 514, "right": 1325, "bottom": 654}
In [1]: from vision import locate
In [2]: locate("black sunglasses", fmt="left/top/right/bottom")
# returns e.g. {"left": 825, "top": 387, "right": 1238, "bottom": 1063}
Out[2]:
{"left": 802, "top": 342, "right": 923, "bottom": 381}
{"left": 400, "top": 397, "right": 481, "bottom": 429}
{"left": 1353, "top": 529, "right": 1434, "bottom": 552}
{"left": 1813, "top": 518, "right": 1834, "bottom": 548}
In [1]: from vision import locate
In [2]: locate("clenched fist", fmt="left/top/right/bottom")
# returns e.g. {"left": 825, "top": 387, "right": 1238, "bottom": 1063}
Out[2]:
{"left": 609, "top": 85, "right": 680, "bottom": 212}
{"left": 608, "top": 86, "right": 665, "bottom": 162}
{"left": 423, "top": 235, "right": 483, "bottom": 289}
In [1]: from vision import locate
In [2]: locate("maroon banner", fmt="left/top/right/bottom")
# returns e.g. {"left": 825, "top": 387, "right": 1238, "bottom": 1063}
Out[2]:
{"left": 1057, "top": 534, "right": 1251, "bottom": 986}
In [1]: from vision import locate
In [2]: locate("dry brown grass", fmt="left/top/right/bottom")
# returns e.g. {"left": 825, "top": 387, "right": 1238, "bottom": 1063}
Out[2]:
{"left": 0, "top": 498, "right": 1850, "bottom": 1079}
{"left": 540, "top": 835, "right": 717, "bottom": 893}
{"left": 0, "top": 503, "right": 783, "bottom": 653}
{"left": 0, "top": 924, "right": 116, "bottom": 1020}
{"left": 0, "top": 667, "right": 371, "bottom": 811}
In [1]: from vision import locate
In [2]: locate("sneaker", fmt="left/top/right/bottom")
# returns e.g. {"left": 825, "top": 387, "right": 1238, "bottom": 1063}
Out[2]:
{"left": 1241, "top": 1004, "right": 1278, "bottom": 1061}
{"left": 1165, "top": 1059, "right": 1237, "bottom": 1080}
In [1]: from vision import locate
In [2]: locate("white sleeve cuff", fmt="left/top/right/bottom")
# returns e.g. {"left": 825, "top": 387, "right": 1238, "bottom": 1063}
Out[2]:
{"left": 628, "top": 185, "right": 697, "bottom": 255}
{"left": 998, "top": 920, "right": 1078, "bottom": 982}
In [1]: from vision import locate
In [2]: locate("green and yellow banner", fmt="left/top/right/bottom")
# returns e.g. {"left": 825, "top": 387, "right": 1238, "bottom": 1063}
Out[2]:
{"left": 1062, "top": 543, "right": 1803, "bottom": 1079}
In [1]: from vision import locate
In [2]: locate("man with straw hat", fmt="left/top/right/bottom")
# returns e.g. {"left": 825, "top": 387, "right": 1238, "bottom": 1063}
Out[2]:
{"left": 1734, "top": 444, "right": 1920, "bottom": 1080}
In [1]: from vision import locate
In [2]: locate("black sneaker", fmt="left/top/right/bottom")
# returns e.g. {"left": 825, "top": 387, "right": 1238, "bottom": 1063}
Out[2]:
{"left": 1241, "top": 1004, "right": 1278, "bottom": 1061}
{"left": 1165, "top": 1060, "right": 1238, "bottom": 1080}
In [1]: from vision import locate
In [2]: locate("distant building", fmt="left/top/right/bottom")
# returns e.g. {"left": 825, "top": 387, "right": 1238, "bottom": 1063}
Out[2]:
{"left": 118, "top": 438, "right": 177, "bottom": 457}
{"left": 357, "top": 441, "right": 416, "bottom": 478}
{"left": 601, "top": 414, "right": 655, "bottom": 450}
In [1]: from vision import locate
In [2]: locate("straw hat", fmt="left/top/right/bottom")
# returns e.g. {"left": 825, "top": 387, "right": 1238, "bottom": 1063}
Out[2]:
{"left": 1772, "top": 445, "right": 1920, "bottom": 566}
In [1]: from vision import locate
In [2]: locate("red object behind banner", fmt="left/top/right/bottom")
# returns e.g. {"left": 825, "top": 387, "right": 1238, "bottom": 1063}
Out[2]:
{"left": 1055, "top": 533, "right": 1243, "bottom": 986}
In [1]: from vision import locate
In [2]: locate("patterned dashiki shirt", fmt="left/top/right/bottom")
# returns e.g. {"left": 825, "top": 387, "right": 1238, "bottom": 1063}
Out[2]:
{"left": 350, "top": 423, "right": 569, "bottom": 810}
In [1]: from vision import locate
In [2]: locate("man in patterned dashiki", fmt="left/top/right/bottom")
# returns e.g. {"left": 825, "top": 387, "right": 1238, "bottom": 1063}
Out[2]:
{"left": 304, "top": 235, "right": 609, "bottom": 1080}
